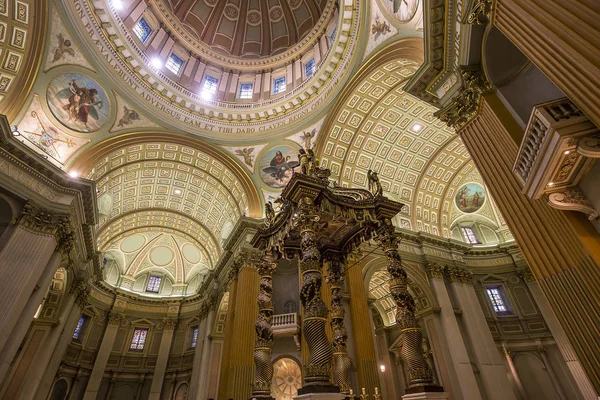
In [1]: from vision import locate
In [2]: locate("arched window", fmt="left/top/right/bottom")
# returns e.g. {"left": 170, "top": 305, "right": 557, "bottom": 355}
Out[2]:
{"left": 49, "top": 378, "right": 68, "bottom": 400}
{"left": 283, "top": 300, "right": 297, "bottom": 314}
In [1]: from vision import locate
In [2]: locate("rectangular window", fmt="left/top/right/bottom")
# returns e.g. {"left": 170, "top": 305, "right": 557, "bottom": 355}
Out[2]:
{"left": 202, "top": 75, "right": 219, "bottom": 97}
{"left": 191, "top": 326, "right": 199, "bottom": 348}
{"left": 304, "top": 58, "right": 316, "bottom": 78}
{"left": 133, "top": 18, "right": 153, "bottom": 44}
{"left": 166, "top": 53, "right": 185, "bottom": 75}
{"left": 238, "top": 83, "right": 253, "bottom": 99}
{"left": 130, "top": 328, "right": 149, "bottom": 350}
{"left": 328, "top": 27, "right": 337, "bottom": 45}
{"left": 461, "top": 227, "right": 478, "bottom": 244}
{"left": 73, "top": 316, "right": 85, "bottom": 339}
{"left": 146, "top": 276, "right": 162, "bottom": 293}
{"left": 273, "top": 76, "right": 286, "bottom": 94}
{"left": 486, "top": 288, "right": 507, "bottom": 313}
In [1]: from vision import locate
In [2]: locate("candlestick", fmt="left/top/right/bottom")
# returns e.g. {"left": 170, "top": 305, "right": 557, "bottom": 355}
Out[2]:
{"left": 375, "top": 388, "right": 379, "bottom": 394}
{"left": 362, "top": 388, "right": 366, "bottom": 395}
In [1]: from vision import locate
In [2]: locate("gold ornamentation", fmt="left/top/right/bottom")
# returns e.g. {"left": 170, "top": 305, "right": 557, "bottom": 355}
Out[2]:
{"left": 445, "top": 265, "right": 473, "bottom": 284}
{"left": 375, "top": 220, "right": 436, "bottom": 389}
{"left": 425, "top": 263, "right": 445, "bottom": 280}
{"left": 163, "top": 318, "right": 178, "bottom": 331}
{"left": 108, "top": 312, "right": 124, "bottom": 326}
{"left": 251, "top": 250, "right": 277, "bottom": 397}
{"left": 466, "top": 0, "right": 493, "bottom": 25}
{"left": 548, "top": 189, "right": 599, "bottom": 221}
{"left": 327, "top": 256, "right": 351, "bottom": 392}
{"left": 436, "top": 70, "right": 492, "bottom": 130}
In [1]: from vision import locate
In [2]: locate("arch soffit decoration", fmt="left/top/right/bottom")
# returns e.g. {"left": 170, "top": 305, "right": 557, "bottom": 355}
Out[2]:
{"left": 315, "top": 40, "right": 506, "bottom": 238}
{"left": 70, "top": 133, "right": 261, "bottom": 292}
{"left": 362, "top": 255, "right": 434, "bottom": 327}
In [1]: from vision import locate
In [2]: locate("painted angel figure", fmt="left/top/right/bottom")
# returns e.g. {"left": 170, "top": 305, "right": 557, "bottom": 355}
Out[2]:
{"left": 53, "top": 34, "right": 75, "bottom": 62}
{"left": 367, "top": 169, "right": 383, "bottom": 196}
{"left": 301, "top": 128, "right": 317, "bottom": 149}
{"left": 57, "top": 79, "right": 104, "bottom": 127}
{"left": 235, "top": 147, "right": 255, "bottom": 167}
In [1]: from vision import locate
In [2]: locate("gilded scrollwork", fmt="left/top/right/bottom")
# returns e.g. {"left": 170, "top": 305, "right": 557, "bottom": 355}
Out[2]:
{"left": 548, "top": 189, "right": 599, "bottom": 221}
{"left": 466, "top": 0, "right": 493, "bottom": 25}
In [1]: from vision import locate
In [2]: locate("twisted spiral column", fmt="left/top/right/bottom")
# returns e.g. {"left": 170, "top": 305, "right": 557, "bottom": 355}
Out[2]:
{"left": 251, "top": 250, "right": 277, "bottom": 399}
{"left": 376, "top": 220, "right": 436, "bottom": 389}
{"left": 327, "top": 256, "right": 352, "bottom": 393}
{"left": 296, "top": 197, "right": 333, "bottom": 388}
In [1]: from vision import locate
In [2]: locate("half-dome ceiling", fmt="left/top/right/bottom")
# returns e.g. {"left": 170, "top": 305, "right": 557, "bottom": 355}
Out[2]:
{"left": 169, "top": 0, "right": 329, "bottom": 58}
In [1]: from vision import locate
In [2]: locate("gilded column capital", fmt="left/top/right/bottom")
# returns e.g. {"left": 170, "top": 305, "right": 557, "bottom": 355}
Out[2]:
{"left": 71, "top": 280, "right": 90, "bottom": 308}
{"left": 425, "top": 263, "right": 445, "bottom": 280}
{"left": 108, "top": 312, "right": 124, "bottom": 326}
{"left": 162, "top": 318, "right": 178, "bottom": 331}
{"left": 435, "top": 69, "right": 492, "bottom": 131}
{"left": 445, "top": 265, "right": 473, "bottom": 284}
{"left": 516, "top": 266, "right": 536, "bottom": 284}
{"left": 14, "top": 202, "right": 76, "bottom": 256}
{"left": 14, "top": 202, "right": 55, "bottom": 235}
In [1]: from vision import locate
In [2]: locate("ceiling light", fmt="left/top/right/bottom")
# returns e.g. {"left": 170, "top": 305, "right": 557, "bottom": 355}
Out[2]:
{"left": 151, "top": 58, "right": 163, "bottom": 69}
{"left": 112, "top": 0, "right": 124, "bottom": 10}
{"left": 564, "top": 150, "right": 570, "bottom": 155}
{"left": 68, "top": 171, "right": 79, "bottom": 178}
{"left": 411, "top": 123, "right": 423, "bottom": 132}
{"left": 380, "top": 364, "right": 386, "bottom": 372}
{"left": 548, "top": 182, "right": 554, "bottom": 187}
{"left": 174, "top": 189, "right": 182, "bottom": 195}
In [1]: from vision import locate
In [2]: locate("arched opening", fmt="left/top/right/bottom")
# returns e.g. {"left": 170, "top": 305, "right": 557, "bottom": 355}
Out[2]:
{"left": 49, "top": 378, "right": 69, "bottom": 400}
{"left": 271, "top": 357, "right": 302, "bottom": 400}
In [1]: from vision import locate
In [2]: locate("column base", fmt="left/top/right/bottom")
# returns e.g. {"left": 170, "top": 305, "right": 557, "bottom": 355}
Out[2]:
{"left": 297, "top": 385, "right": 341, "bottom": 395}
{"left": 402, "top": 387, "right": 448, "bottom": 400}
{"left": 294, "top": 392, "right": 345, "bottom": 400}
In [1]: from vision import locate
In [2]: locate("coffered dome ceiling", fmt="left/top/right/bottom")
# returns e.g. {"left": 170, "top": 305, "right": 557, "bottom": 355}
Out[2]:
{"left": 167, "top": 0, "right": 330, "bottom": 58}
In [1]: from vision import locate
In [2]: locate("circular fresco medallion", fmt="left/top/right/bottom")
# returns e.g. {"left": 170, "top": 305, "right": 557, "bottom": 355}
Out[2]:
{"left": 46, "top": 73, "right": 110, "bottom": 133}
{"left": 455, "top": 182, "right": 486, "bottom": 213}
{"left": 260, "top": 146, "right": 299, "bottom": 188}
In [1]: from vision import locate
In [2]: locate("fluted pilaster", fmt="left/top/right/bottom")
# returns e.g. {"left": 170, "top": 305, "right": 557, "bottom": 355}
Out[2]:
{"left": 493, "top": 0, "right": 600, "bottom": 129}
{"left": 459, "top": 93, "right": 600, "bottom": 392}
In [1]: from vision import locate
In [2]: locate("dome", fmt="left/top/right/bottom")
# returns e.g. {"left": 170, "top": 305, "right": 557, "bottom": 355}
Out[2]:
{"left": 168, "top": 0, "right": 330, "bottom": 60}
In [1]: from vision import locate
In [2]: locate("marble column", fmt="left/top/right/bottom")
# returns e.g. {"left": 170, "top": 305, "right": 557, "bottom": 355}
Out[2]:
{"left": 346, "top": 254, "right": 381, "bottom": 394}
{"left": 216, "top": 273, "right": 238, "bottom": 400}
{"left": 83, "top": 312, "right": 124, "bottom": 400}
{"left": 459, "top": 94, "right": 600, "bottom": 392}
{"left": 33, "top": 283, "right": 88, "bottom": 400}
{"left": 188, "top": 309, "right": 209, "bottom": 400}
{"left": 148, "top": 318, "right": 177, "bottom": 400}
{"left": 446, "top": 266, "right": 516, "bottom": 400}
{"left": 17, "top": 294, "right": 80, "bottom": 400}
{"left": 0, "top": 231, "right": 59, "bottom": 356}
{"left": 518, "top": 267, "right": 598, "bottom": 399}
{"left": 502, "top": 346, "right": 526, "bottom": 400}
{"left": 0, "top": 253, "right": 61, "bottom": 383}
{"left": 493, "top": 0, "right": 600, "bottom": 129}
{"left": 196, "top": 306, "right": 216, "bottom": 400}
{"left": 425, "top": 263, "right": 481, "bottom": 400}
{"left": 225, "top": 259, "right": 260, "bottom": 400}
